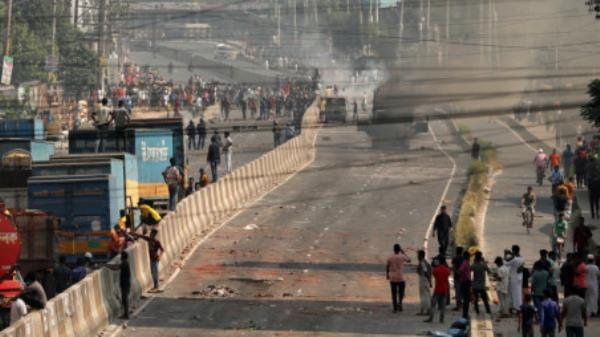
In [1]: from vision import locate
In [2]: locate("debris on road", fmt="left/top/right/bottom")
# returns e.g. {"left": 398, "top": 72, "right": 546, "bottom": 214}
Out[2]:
{"left": 325, "top": 306, "right": 363, "bottom": 313}
{"left": 195, "top": 285, "right": 236, "bottom": 298}
{"left": 243, "top": 224, "right": 259, "bottom": 230}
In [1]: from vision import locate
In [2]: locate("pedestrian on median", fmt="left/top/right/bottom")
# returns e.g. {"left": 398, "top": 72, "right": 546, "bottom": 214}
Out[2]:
{"left": 186, "top": 120, "right": 196, "bottom": 150}
{"left": 471, "top": 251, "right": 492, "bottom": 315}
{"left": 574, "top": 148, "right": 587, "bottom": 189}
{"left": 561, "top": 290, "right": 587, "bottom": 337}
{"left": 198, "top": 168, "right": 209, "bottom": 188}
{"left": 539, "top": 289, "right": 561, "bottom": 337}
{"left": 505, "top": 245, "right": 525, "bottom": 314}
{"left": 432, "top": 205, "right": 452, "bottom": 255}
{"left": 584, "top": 254, "right": 599, "bottom": 317}
{"left": 425, "top": 258, "right": 451, "bottom": 324}
{"left": 207, "top": 136, "right": 221, "bottom": 183}
{"left": 133, "top": 229, "right": 164, "bottom": 292}
{"left": 416, "top": 250, "right": 432, "bottom": 316}
{"left": 162, "top": 157, "right": 182, "bottom": 211}
{"left": 549, "top": 148, "right": 561, "bottom": 171}
{"left": 222, "top": 131, "right": 233, "bottom": 174}
{"left": 471, "top": 137, "right": 481, "bottom": 160}
{"left": 563, "top": 144, "right": 574, "bottom": 177}
{"left": 548, "top": 251, "right": 560, "bottom": 301}
{"left": 272, "top": 120, "right": 281, "bottom": 148}
{"left": 587, "top": 157, "right": 600, "bottom": 219}
{"left": 458, "top": 250, "right": 472, "bottom": 319}
{"left": 574, "top": 253, "right": 588, "bottom": 300}
{"left": 386, "top": 243, "right": 411, "bottom": 313}
{"left": 518, "top": 294, "right": 536, "bottom": 337}
{"left": 451, "top": 246, "right": 465, "bottom": 311}
{"left": 493, "top": 256, "right": 511, "bottom": 317}
{"left": 197, "top": 118, "right": 207, "bottom": 150}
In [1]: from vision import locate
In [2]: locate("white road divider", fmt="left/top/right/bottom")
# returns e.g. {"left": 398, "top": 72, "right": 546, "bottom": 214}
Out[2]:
{"left": 0, "top": 98, "right": 322, "bottom": 337}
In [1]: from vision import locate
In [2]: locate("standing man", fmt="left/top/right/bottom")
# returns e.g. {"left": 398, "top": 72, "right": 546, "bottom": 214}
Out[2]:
{"left": 196, "top": 118, "right": 207, "bottom": 150}
{"left": 573, "top": 218, "right": 593, "bottom": 254}
{"left": 386, "top": 244, "right": 411, "bottom": 313}
{"left": 471, "top": 251, "right": 492, "bottom": 315}
{"left": 162, "top": 157, "right": 182, "bottom": 211}
{"left": 505, "top": 245, "right": 525, "bottom": 314}
{"left": 352, "top": 100, "right": 358, "bottom": 122}
{"left": 110, "top": 100, "right": 131, "bottom": 151}
{"left": 584, "top": 254, "right": 599, "bottom": 317}
{"left": 458, "top": 251, "right": 472, "bottom": 319}
{"left": 107, "top": 251, "right": 131, "bottom": 319}
{"left": 186, "top": 120, "right": 196, "bottom": 151}
{"left": 133, "top": 229, "right": 164, "bottom": 292}
{"left": 53, "top": 256, "right": 72, "bottom": 294}
{"left": 432, "top": 205, "right": 452, "bottom": 254}
{"left": 91, "top": 98, "right": 111, "bottom": 153}
{"left": 425, "top": 258, "right": 451, "bottom": 323}
{"left": 451, "top": 246, "right": 465, "bottom": 311}
{"left": 416, "top": 250, "right": 432, "bottom": 316}
{"left": 471, "top": 137, "right": 481, "bottom": 160}
{"left": 207, "top": 136, "right": 221, "bottom": 183}
{"left": 531, "top": 261, "right": 550, "bottom": 312}
{"left": 493, "top": 256, "right": 511, "bottom": 318}
{"left": 561, "top": 291, "right": 587, "bottom": 337}
{"left": 563, "top": 144, "right": 574, "bottom": 177}
{"left": 272, "top": 120, "right": 281, "bottom": 148}
{"left": 222, "top": 131, "right": 233, "bottom": 174}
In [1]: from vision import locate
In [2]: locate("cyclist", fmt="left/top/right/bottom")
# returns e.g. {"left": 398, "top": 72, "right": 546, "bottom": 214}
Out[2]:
{"left": 551, "top": 213, "right": 568, "bottom": 255}
{"left": 533, "top": 149, "right": 548, "bottom": 186}
{"left": 521, "top": 186, "right": 536, "bottom": 230}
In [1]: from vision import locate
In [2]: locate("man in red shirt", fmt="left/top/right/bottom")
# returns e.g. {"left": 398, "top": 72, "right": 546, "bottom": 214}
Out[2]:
{"left": 573, "top": 253, "right": 587, "bottom": 299}
{"left": 425, "top": 258, "right": 451, "bottom": 323}
{"left": 549, "top": 148, "right": 561, "bottom": 171}
{"left": 386, "top": 244, "right": 411, "bottom": 312}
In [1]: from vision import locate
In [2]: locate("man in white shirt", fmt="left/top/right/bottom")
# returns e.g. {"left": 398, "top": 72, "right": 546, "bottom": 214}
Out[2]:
{"left": 10, "top": 296, "right": 27, "bottom": 325}
{"left": 494, "top": 256, "right": 511, "bottom": 317}
{"left": 504, "top": 245, "right": 524, "bottom": 313}
{"left": 162, "top": 157, "right": 182, "bottom": 211}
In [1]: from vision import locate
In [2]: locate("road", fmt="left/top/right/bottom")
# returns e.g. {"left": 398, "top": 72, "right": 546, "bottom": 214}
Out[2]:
{"left": 115, "top": 119, "right": 460, "bottom": 337}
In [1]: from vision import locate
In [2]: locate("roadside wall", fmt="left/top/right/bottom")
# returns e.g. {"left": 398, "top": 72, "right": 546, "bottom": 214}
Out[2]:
{"left": 0, "top": 99, "right": 321, "bottom": 337}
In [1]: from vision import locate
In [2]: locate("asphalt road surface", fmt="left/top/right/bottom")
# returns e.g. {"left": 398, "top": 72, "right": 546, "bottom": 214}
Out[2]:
{"left": 116, "top": 120, "right": 458, "bottom": 337}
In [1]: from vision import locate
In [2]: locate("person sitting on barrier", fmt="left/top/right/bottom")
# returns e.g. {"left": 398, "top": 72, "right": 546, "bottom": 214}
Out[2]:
{"left": 139, "top": 203, "right": 162, "bottom": 234}
{"left": 22, "top": 273, "right": 47, "bottom": 310}
{"left": 185, "top": 177, "right": 196, "bottom": 196}
{"left": 132, "top": 229, "right": 164, "bottom": 292}
{"left": 198, "top": 168, "right": 209, "bottom": 188}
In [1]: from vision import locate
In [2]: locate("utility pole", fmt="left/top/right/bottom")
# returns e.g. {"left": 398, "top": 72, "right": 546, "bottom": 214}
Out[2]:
{"left": 52, "top": 0, "right": 57, "bottom": 58}
{"left": 375, "top": 0, "right": 379, "bottom": 24}
{"left": 313, "top": 0, "right": 318, "bottom": 25}
{"left": 98, "top": 0, "right": 107, "bottom": 95}
{"left": 4, "top": 0, "right": 12, "bottom": 56}
{"left": 73, "top": 0, "right": 79, "bottom": 28}
{"left": 293, "top": 0, "right": 297, "bottom": 41}
{"left": 369, "top": 0, "right": 373, "bottom": 23}
{"left": 427, "top": 0, "right": 431, "bottom": 31}
{"left": 400, "top": 0, "right": 405, "bottom": 35}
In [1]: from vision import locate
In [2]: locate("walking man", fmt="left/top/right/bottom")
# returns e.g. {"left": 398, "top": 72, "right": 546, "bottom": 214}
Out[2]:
{"left": 425, "top": 258, "right": 451, "bottom": 323}
{"left": 133, "top": 229, "right": 164, "bottom": 292}
{"left": 107, "top": 251, "right": 131, "bottom": 319}
{"left": 539, "top": 289, "right": 561, "bottom": 337}
{"left": 432, "top": 205, "right": 452, "bottom": 254}
{"left": 561, "top": 291, "right": 587, "bottom": 337}
{"left": 417, "top": 250, "right": 432, "bottom": 316}
{"left": 162, "top": 157, "right": 182, "bottom": 211}
{"left": 386, "top": 244, "right": 411, "bottom": 312}
{"left": 207, "top": 136, "right": 221, "bottom": 182}
{"left": 458, "top": 250, "right": 472, "bottom": 319}
{"left": 222, "top": 131, "right": 233, "bottom": 174}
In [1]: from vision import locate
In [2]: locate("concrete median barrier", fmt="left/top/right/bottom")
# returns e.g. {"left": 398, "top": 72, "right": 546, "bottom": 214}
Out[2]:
{"left": 0, "top": 98, "right": 321, "bottom": 337}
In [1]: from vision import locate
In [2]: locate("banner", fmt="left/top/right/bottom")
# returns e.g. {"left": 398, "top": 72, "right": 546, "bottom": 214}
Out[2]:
{"left": 2, "top": 55, "right": 13, "bottom": 86}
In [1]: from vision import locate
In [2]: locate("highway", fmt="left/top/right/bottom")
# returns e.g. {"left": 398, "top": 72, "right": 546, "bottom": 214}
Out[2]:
{"left": 114, "top": 120, "right": 460, "bottom": 337}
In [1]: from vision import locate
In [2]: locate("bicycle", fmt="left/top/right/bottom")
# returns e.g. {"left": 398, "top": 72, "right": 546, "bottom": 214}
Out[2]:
{"left": 522, "top": 206, "right": 534, "bottom": 234}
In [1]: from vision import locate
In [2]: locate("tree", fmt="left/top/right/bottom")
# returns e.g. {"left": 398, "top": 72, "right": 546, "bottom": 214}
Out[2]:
{"left": 581, "top": 79, "right": 600, "bottom": 128}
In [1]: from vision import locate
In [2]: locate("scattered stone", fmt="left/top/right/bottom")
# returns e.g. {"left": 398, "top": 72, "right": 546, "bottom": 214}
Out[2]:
{"left": 282, "top": 292, "right": 293, "bottom": 297}
{"left": 243, "top": 224, "right": 259, "bottom": 230}
{"left": 196, "top": 285, "right": 236, "bottom": 298}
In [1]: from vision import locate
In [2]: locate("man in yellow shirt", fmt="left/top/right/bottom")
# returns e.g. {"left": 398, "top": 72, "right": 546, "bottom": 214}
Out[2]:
{"left": 139, "top": 203, "right": 162, "bottom": 234}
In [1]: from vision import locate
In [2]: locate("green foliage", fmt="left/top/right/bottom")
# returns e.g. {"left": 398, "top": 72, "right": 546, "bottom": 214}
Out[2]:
{"left": 581, "top": 79, "right": 600, "bottom": 128}
{"left": 457, "top": 124, "right": 471, "bottom": 138}
{"left": 0, "top": 0, "right": 98, "bottom": 97}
